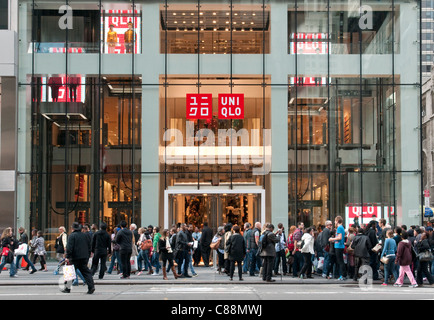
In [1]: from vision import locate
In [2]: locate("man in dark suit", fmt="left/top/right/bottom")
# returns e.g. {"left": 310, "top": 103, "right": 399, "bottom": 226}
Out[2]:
{"left": 200, "top": 222, "right": 213, "bottom": 267}
{"left": 62, "top": 222, "right": 95, "bottom": 294}
{"left": 115, "top": 220, "right": 133, "bottom": 279}
{"left": 91, "top": 222, "right": 112, "bottom": 279}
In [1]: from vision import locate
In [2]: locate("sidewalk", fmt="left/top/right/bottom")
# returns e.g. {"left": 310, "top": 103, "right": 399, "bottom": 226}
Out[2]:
{"left": 0, "top": 262, "right": 385, "bottom": 286}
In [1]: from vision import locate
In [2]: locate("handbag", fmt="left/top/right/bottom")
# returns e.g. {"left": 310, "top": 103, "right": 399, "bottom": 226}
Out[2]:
{"left": 372, "top": 243, "right": 382, "bottom": 254}
{"left": 418, "top": 250, "right": 434, "bottom": 262}
{"left": 63, "top": 265, "right": 77, "bottom": 282}
{"left": 141, "top": 239, "right": 153, "bottom": 251}
{"left": 380, "top": 256, "right": 390, "bottom": 264}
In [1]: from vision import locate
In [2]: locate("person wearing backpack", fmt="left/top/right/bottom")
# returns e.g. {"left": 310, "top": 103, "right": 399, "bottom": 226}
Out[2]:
{"left": 259, "top": 223, "right": 278, "bottom": 282}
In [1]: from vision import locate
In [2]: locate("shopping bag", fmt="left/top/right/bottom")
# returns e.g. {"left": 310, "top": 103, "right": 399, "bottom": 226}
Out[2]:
{"left": 87, "top": 257, "right": 93, "bottom": 269}
{"left": 21, "top": 258, "right": 28, "bottom": 269}
{"left": 14, "top": 243, "right": 28, "bottom": 256}
{"left": 130, "top": 256, "right": 138, "bottom": 272}
{"left": 317, "top": 257, "right": 324, "bottom": 270}
{"left": 63, "top": 265, "right": 77, "bottom": 282}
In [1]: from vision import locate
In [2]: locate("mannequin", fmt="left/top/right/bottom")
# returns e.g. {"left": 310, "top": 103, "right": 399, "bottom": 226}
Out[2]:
{"left": 69, "top": 77, "right": 80, "bottom": 102}
{"left": 124, "top": 21, "right": 134, "bottom": 54}
{"left": 48, "top": 76, "right": 63, "bottom": 102}
{"left": 107, "top": 24, "right": 118, "bottom": 54}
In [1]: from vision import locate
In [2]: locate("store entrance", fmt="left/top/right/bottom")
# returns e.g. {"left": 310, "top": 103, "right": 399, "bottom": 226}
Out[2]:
{"left": 166, "top": 191, "right": 263, "bottom": 233}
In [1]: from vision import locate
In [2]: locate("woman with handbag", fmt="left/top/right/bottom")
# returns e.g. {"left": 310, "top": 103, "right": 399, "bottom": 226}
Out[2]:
{"left": 226, "top": 225, "right": 246, "bottom": 281}
{"left": 0, "top": 227, "right": 18, "bottom": 277}
{"left": 158, "top": 229, "right": 181, "bottom": 280}
{"left": 381, "top": 230, "right": 398, "bottom": 286}
{"left": 299, "top": 227, "right": 315, "bottom": 279}
{"left": 31, "top": 231, "right": 48, "bottom": 271}
{"left": 211, "top": 227, "right": 224, "bottom": 274}
{"left": 345, "top": 227, "right": 356, "bottom": 279}
{"left": 415, "top": 232, "right": 434, "bottom": 287}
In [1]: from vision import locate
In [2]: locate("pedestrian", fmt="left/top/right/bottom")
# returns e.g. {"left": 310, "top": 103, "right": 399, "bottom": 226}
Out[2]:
{"left": 91, "top": 222, "right": 112, "bottom": 279}
{"left": 415, "top": 232, "right": 434, "bottom": 287}
{"left": 137, "top": 227, "right": 152, "bottom": 275}
{"left": 286, "top": 226, "right": 296, "bottom": 275}
{"left": 31, "top": 230, "right": 47, "bottom": 272}
{"left": 211, "top": 226, "right": 225, "bottom": 274}
{"left": 175, "top": 223, "right": 193, "bottom": 278}
{"left": 366, "top": 220, "right": 380, "bottom": 280}
{"left": 158, "top": 229, "right": 180, "bottom": 280}
{"left": 0, "top": 227, "right": 18, "bottom": 277}
{"left": 259, "top": 223, "right": 278, "bottom": 282}
{"left": 200, "top": 222, "right": 213, "bottom": 267}
{"left": 192, "top": 226, "right": 202, "bottom": 267}
{"left": 115, "top": 220, "right": 133, "bottom": 279}
{"left": 15, "top": 227, "right": 37, "bottom": 274}
{"left": 299, "top": 227, "right": 315, "bottom": 279}
{"left": 181, "top": 224, "right": 198, "bottom": 277}
{"left": 152, "top": 226, "right": 162, "bottom": 276}
{"left": 329, "top": 216, "right": 347, "bottom": 281}
{"left": 319, "top": 221, "right": 332, "bottom": 278}
{"left": 223, "top": 223, "right": 233, "bottom": 275}
{"left": 345, "top": 227, "right": 356, "bottom": 279}
{"left": 53, "top": 227, "right": 68, "bottom": 275}
{"left": 381, "top": 230, "right": 398, "bottom": 286}
{"left": 394, "top": 231, "right": 418, "bottom": 288}
{"left": 107, "top": 227, "right": 122, "bottom": 275}
{"left": 242, "top": 222, "right": 252, "bottom": 274}
{"left": 291, "top": 222, "right": 305, "bottom": 278}
{"left": 226, "top": 225, "right": 246, "bottom": 281}
{"left": 248, "top": 222, "right": 262, "bottom": 277}
{"left": 61, "top": 222, "right": 95, "bottom": 294}
{"left": 274, "top": 223, "right": 287, "bottom": 276}
{"left": 351, "top": 227, "right": 372, "bottom": 282}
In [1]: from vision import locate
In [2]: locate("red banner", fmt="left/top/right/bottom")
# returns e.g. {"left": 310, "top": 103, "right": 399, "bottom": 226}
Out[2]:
{"left": 186, "top": 94, "right": 213, "bottom": 120}
{"left": 218, "top": 94, "right": 244, "bottom": 120}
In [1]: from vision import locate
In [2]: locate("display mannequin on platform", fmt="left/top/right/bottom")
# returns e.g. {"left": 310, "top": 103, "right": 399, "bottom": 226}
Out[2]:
{"left": 69, "top": 77, "right": 80, "bottom": 102}
{"left": 107, "top": 24, "right": 118, "bottom": 54}
{"left": 124, "top": 21, "right": 134, "bottom": 54}
{"left": 48, "top": 76, "right": 63, "bottom": 102}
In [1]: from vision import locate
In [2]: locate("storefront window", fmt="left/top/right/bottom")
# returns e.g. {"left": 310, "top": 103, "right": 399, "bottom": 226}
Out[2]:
{"left": 0, "top": 0, "right": 8, "bottom": 29}
{"left": 161, "top": 4, "right": 270, "bottom": 54}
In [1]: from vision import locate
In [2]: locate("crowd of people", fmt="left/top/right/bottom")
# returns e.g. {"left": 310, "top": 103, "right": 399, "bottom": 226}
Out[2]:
{"left": 1, "top": 216, "right": 434, "bottom": 293}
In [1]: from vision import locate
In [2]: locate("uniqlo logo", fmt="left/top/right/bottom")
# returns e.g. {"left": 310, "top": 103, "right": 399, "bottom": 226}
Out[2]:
{"left": 218, "top": 94, "right": 244, "bottom": 119}
{"left": 186, "top": 94, "right": 213, "bottom": 119}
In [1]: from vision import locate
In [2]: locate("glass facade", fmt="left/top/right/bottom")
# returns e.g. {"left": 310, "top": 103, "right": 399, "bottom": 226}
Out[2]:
{"left": 17, "top": 0, "right": 422, "bottom": 255}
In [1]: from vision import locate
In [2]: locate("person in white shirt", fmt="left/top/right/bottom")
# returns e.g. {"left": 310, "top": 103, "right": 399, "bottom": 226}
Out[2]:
{"left": 299, "top": 227, "right": 315, "bottom": 279}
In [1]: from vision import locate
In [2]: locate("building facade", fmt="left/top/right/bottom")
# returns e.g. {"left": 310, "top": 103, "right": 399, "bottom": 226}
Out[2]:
{"left": 11, "top": 0, "right": 423, "bottom": 246}
{"left": 0, "top": 0, "right": 18, "bottom": 231}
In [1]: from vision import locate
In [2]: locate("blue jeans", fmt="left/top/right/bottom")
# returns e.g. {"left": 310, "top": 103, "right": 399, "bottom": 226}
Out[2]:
{"left": 152, "top": 252, "right": 161, "bottom": 273}
{"left": 0, "top": 255, "right": 17, "bottom": 276}
{"left": 108, "top": 251, "right": 122, "bottom": 274}
{"left": 383, "top": 255, "right": 398, "bottom": 284}
{"left": 181, "top": 250, "right": 196, "bottom": 275}
{"left": 242, "top": 251, "right": 251, "bottom": 273}
{"left": 72, "top": 268, "right": 86, "bottom": 285}
{"left": 322, "top": 251, "right": 330, "bottom": 276}
{"left": 15, "top": 247, "right": 37, "bottom": 272}
{"left": 249, "top": 249, "right": 261, "bottom": 276}
{"left": 138, "top": 249, "right": 152, "bottom": 271}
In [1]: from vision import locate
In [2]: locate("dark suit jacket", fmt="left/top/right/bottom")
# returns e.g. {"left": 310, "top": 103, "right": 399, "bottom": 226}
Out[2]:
{"left": 200, "top": 226, "right": 213, "bottom": 247}
{"left": 66, "top": 230, "right": 91, "bottom": 260}
{"left": 227, "top": 233, "right": 246, "bottom": 261}
{"left": 92, "top": 230, "right": 112, "bottom": 255}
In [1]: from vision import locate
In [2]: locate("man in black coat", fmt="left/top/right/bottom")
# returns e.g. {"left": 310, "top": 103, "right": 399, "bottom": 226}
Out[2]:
{"left": 91, "top": 222, "right": 112, "bottom": 279}
{"left": 62, "top": 222, "right": 95, "bottom": 294}
{"left": 226, "top": 225, "right": 246, "bottom": 281}
{"left": 200, "top": 222, "right": 213, "bottom": 267}
{"left": 115, "top": 220, "right": 133, "bottom": 279}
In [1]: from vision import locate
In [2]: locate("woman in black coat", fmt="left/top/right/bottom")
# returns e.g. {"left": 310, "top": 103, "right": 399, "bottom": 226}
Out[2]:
{"left": 226, "top": 225, "right": 246, "bottom": 281}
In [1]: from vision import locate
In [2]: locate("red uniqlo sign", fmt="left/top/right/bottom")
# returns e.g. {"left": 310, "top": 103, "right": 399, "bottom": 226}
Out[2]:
{"left": 186, "top": 94, "right": 213, "bottom": 120}
{"left": 218, "top": 94, "right": 244, "bottom": 120}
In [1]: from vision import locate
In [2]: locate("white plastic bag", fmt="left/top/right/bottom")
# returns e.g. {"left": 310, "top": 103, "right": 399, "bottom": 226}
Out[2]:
{"left": 14, "top": 243, "right": 28, "bottom": 256}
{"left": 130, "top": 256, "right": 138, "bottom": 272}
{"left": 63, "top": 265, "right": 77, "bottom": 282}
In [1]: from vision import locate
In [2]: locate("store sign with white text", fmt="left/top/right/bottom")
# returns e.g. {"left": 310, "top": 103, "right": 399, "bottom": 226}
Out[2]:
{"left": 186, "top": 93, "right": 245, "bottom": 120}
